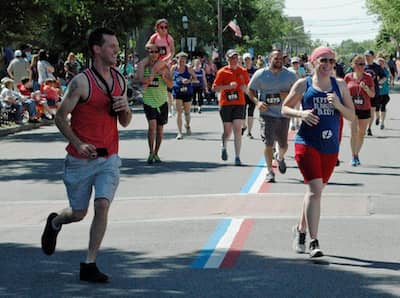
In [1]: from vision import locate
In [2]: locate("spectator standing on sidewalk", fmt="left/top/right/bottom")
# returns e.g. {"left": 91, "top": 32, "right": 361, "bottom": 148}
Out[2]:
{"left": 282, "top": 46, "right": 355, "bottom": 258}
{"left": 248, "top": 49, "right": 297, "bottom": 182}
{"left": 40, "top": 27, "right": 132, "bottom": 283}
{"left": 37, "top": 49, "right": 55, "bottom": 85}
{"left": 64, "top": 52, "right": 80, "bottom": 85}
{"left": 7, "top": 50, "right": 30, "bottom": 84}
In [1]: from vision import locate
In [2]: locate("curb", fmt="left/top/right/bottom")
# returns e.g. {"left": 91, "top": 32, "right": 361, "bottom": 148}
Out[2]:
{"left": 0, "top": 121, "right": 54, "bottom": 137}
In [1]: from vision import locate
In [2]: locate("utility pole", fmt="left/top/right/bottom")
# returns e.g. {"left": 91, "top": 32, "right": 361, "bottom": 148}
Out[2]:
{"left": 217, "top": 0, "right": 223, "bottom": 62}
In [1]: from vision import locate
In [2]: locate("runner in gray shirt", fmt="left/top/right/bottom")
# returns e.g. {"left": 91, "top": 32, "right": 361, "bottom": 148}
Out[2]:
{"left": 248, "top": 49, "right": 297, "bottom": 182}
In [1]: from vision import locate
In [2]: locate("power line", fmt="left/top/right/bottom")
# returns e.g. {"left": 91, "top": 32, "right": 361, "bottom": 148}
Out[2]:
{"left": 285, "top": 0, "right": 364, "bottom": 10}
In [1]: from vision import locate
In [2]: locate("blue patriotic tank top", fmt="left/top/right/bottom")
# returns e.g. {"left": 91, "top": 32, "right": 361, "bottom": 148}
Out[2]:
{"left": 294, "top": 76, "right": 343, "bottom": 154}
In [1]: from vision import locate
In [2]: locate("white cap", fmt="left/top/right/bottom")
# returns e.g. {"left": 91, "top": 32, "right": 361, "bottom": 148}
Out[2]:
{"left": 14, "top": 50, "right": 22, "bottom": 57}
{"left": 243, "top": 53, "right": 252, "bottom": 60}
{"left": 291, "top": 56, "right": 300, "bottom": 63}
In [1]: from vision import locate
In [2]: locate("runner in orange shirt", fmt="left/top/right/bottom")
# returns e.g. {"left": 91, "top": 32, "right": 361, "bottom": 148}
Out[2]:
{"left": 212, "top": 49, "right": 250, "bottom": 166}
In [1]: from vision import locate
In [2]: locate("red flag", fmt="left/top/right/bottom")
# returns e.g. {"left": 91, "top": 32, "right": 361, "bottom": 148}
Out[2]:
{"left": 227, "top": 20, "right": 242, "bottom": 38}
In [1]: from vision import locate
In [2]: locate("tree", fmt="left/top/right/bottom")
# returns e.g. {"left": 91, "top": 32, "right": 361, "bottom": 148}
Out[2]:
{"left": 366, "top": 0, "right": 400, "bottom": 55}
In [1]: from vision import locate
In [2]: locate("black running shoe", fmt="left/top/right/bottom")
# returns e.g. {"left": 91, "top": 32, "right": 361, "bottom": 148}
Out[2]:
{"left": 41, "top": 212, "right": 61, "bottom": 255}
{"left": 367, "top": 128, "right": 372, "bottom": 136}
{"left": 80, "top": 263, "right": 109, "bottom": 283}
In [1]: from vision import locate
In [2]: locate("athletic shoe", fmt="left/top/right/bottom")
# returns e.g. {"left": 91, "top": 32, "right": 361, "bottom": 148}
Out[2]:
{"left": 355, "top": 156, "right": 361, "bottom": 166}
{"left": 41, "top": 212, "right": 61, "bottom": 255}
{"left": 185, "top": 126, "right": 191, "bottom": 135}
{"left": 176, "top": 133, "right": 183, "bottom": 140}
{"left": 80, "top": 263, "right": 109, "bottom": 283}
{"left": 375, "top": 118, "right": 379, "bottom": 126}
{"left": 265, "top": 170, "right": 275, "bottom": 183}
{"left": 147, "top": 153, "right": 154, "bottom": 164}
{"left": 309, "top": 239, "right": 323, "bottom": 258}
{"left": 292, "top": 225, "right": 306, "bottom": 253}
{"left": 367, "top": 128, "right": 372, "bottom": 136}
{"left": 274, "top": 152, "right": 287, "bottom": 174}
{"left": 241, "top": 127, "right": 247, "bottom": 135}
{"left": 247, "top": 133, "right": 254, "bottom": 139}
{"left": 350, "top": 157, "right": 357, "bottom": 167}
{"left": 153, "top": 154, "right": 161, "bottom": 163}
{"left": 234, "top": 157, "right": 242, "bottom": 166}
{"left": 380, "top": 124, "right": 384, "bottom": 130}
{"left": 221, "top": 147, "right": 228, "bottom": 161}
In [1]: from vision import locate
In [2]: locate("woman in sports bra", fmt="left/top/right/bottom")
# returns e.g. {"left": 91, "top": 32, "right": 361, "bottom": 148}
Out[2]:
{"left": 282, "top": 46, "right": 355, "bottom": 258}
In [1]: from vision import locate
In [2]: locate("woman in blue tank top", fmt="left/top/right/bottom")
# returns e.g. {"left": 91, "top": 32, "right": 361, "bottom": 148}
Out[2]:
{"left": 282, "top": 46, "right": 355, "bottom": 258}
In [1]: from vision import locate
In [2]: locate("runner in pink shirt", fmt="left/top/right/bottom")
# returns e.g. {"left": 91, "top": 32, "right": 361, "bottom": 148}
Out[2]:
{"left": 147, "top": 19, "right": 175, "bottom": 62}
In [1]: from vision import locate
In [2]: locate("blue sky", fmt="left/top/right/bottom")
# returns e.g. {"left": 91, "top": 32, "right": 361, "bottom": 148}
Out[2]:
{"left": 284, "top": 0, "right": 380, "bottom": 45}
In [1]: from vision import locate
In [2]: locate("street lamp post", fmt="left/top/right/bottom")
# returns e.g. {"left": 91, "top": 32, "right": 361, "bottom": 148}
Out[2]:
{"left": 182, "top": 16, "right": 189, "bottom": 54}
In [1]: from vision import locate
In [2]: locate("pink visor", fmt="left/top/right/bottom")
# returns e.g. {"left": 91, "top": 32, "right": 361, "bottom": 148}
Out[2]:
{"left": 309, "top": 46, "right": 335, "bottom": 62}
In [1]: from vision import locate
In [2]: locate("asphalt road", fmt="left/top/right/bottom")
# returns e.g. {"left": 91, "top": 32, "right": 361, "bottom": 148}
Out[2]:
{"left": 0, "top": 91, "right": 399, "bottom": 297}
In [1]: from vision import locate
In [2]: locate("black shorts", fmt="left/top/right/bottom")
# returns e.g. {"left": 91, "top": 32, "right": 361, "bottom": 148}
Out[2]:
{"left": 174, "top": 94, "right": 192, "bottom": 103}
{"left": 370, "top": 96, "right": 379, "bottom": 108}
{"left": 219, "top": 105, "right": 245, "bottom": 122}
{"left": 244, "top": 94, "right": 256, "bottom": 117}
{"left": 143, "top": 102, "right": 168, "bottom": 125}
{"left": 377, "top": 94, "right": 390, "bottom": 112}
{"left": 355, "top": 109, "right": 371, "bottom": 119}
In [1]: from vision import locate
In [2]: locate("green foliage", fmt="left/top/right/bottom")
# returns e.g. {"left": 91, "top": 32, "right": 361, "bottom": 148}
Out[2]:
{"left": 366, "top": 0, "right": 400, "bottom": 55}
{"left": 5, "top": 0, "right": 389, "bottom": 65}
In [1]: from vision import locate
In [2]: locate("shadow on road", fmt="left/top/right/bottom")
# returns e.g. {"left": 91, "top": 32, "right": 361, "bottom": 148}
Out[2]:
{"left": 0, "top": 158, "right": 228, "bottom": 182}
{"left": 0, "top": 243, "right": 398, "bottom": 297}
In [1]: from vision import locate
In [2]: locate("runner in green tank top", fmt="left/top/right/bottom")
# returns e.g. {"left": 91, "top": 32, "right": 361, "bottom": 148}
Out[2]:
{"left": 136, "top": 42, "right": 173, "bottom": 164}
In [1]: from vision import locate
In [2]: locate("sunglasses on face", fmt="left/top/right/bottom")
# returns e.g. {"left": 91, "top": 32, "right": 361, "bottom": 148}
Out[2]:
{"left": 355, "top": 62, "right": 365, "bottom": 66}
{"left": 159, "top": 25, "right": 168, "bottom": 29}
{"left": 147, "top": 50, "right": 159, "bottom": 54}
{"left": 319, "top": 58, "right": 336, "bottom": 64}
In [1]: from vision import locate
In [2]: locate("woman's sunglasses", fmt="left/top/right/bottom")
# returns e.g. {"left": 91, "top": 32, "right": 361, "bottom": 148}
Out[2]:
{"left": 147, "top": 50, "right": 159, "bottom": 54}
{"left": 159, "top": 25, "right": 168, "bottom": 30}
{"left": 319, "top": 58, "right": 336, "bottom": 64}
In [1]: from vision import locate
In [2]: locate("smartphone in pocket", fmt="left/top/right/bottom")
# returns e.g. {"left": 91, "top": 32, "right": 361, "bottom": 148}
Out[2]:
{"left": 96, "top": 148, "right": 108, "bottom": 157}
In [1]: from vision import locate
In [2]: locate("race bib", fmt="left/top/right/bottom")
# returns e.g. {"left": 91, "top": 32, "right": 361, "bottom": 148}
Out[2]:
{"left": 179, "top": 86, "right": 188, "bottom": 93}
{"left": 352, "top": 95, "right": 364, "bottom": 106}
{"left": 265, "top": 93, "right": 281, "bottom": 105}
{"left": 149, "top": 77, "right": 159, "bottom": 88}
{"left": 158, "top": 46, "right": 167, "bottom": 56}
{"left": 226, "top": 91, "right": 239, "bottom": 101}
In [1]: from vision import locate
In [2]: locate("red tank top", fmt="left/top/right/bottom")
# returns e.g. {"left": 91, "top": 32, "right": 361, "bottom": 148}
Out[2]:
{"left": 66, "top": 68, "right": 123, "bottom": 158}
